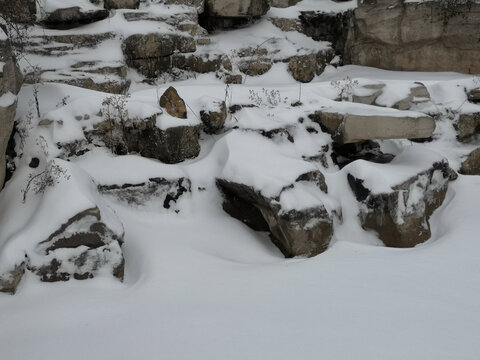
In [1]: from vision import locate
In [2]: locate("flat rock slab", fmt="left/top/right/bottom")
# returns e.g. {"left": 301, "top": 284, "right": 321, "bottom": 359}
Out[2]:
{"left": 310, "top": 109, "right": 435, "bottom": 144}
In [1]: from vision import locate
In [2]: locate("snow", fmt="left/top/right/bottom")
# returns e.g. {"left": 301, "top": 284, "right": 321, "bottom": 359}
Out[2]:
{"left": 1, "top": 0, "right": 480, "bottom": 357}
{"left": 0, "top": 92, "right": 16, "bottom": 108}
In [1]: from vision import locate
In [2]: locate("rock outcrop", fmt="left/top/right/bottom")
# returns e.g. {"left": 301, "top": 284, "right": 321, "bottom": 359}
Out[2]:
{"left": 217, "top": 172, "right": 338, "bottom": 257}
{"left": 0, "top": 28, "right": 23, "bottom": 187}
{"left": 345, "top": 0, "right": 480, "bottom": 73}
{"left": 310, "top": 109, "right": 435, "bottom": 144}
{"left": 348, "top": 149, "right": 451, "bottom": 247}
{"left": 43, "top": 7, "right": 109, "bottom": 29}
{"left": 459, "top": 148, "right": 480, "bottom": 175}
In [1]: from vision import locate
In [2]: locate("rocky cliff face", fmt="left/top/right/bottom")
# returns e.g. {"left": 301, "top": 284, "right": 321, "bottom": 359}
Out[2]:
{"left": 0, "top": 27, "right": 22, "bottom": 187}
{"left": 345, "top": 0, "right": 480, "bottom": 73}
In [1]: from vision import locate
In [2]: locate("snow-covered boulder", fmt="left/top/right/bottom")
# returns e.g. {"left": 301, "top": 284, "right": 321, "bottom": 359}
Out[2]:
{"left": 199, "top": 97, "right": 227, "bottom": 133}
{"left": 0, "top": 161, "right": 125, "bottom": 294}
{"left": 217, "top": 131, "right": 341, "bottom": 257}
{"left": 459, "top": 148, "right": 480, "bottom": 176}
{"left": 42, "top": 5, "right": 109, "bottom": 29}
{"left": 104, "top": 0, "right": 139, "bottom": 9}
{"left": 310, "top": 105, "right": 435, "bottom": 144}
{"left": 456, "top": 113, "right": 480, "bottom": 143}
{"left": 0, "top": 28, "right": 23, "bottom": 187}
{"left": 347, "top": 147, "right": 452, "bottom": 248}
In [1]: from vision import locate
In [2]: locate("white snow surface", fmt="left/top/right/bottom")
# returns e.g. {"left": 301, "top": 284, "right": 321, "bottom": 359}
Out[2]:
{"left": 1, "top": 3, "right": 480, "bottom": 354}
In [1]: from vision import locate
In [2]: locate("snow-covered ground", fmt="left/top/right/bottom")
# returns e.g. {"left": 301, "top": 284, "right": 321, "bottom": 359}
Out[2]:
{"left": 1, "top": 64, "right": 480, "bottom": 359}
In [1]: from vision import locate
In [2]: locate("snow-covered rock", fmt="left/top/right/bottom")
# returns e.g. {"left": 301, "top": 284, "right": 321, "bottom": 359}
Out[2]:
{"left": 0, "top": 160, "right": 124, "bottom": 294}
{"left": 347, "top": 147, "right": 452, "bottom": 248}
{"left": 459, "top": 148, "right": 480, "bottom": 176}
{"left": 199, "top": 97, "right": 227, "bottom": 133}
{"left": 456, "top": 112, "right": 480, "bottom": 143}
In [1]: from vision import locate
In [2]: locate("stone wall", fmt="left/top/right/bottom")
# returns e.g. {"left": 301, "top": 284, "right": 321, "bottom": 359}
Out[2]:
{"left": 345, "top": 0, "right": 480, "bottom": 74}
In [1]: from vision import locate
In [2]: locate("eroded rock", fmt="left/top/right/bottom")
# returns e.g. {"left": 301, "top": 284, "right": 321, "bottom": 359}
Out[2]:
{"left": 160, "top": 87, "right": 188, "bottom": 119}
{"left": 348, "top": 150, "right": 451, "bottom": 247}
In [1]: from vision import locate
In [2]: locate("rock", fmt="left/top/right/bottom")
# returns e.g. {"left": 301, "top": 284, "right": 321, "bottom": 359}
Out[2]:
{"left": 29, "top": 207, "right": 125, "bottom": 282}
{"left": 104, "top": 0, "right": 140, "bottom": 9}
{"left": 199, "top": 97, "right": 227, "bottom": 133}
{"left": 43, "top": 7, "right": 109, "bottom": 29}
{"left": 217, "top": 174, "right": 338, "bottom": 257}
{"left": 238, "top": 59, "right": 272, "bottom": 76}
{"left": 91, "top": 113, "right": 202, "bottom": 164}
{"left": 165, "top": 0, "right": 205, "bottom": 12}
{"left": 0, "top": 29, "right": 23, "bottom": 187}
{"left": 0, "top": 263, "right": 25, "bottom": 294}
{"left": 98, "top": 177, "right": 191, "bottom": 209}
{"left": 467, "top": 88, "right": 480, "bottom": 104}
{"left": 352, "top": 84, "right": 385, "bottom": 105}
{"left": 456, "top": 113, "right": 480, "bottom": 143}
{"left": 123, "top": 33, "right": 196, "bottom": 78}
{"left": 348, "top": 151, "right": 451, "bottom": 247}
{"left": 160, "top": 87, "right": 188, "bottom": 119}
{"left": 0, "top": 0, "right": 36, "bottom": 23}
{"left": 205, "top": 0, "right": 269, "bottom": 17}
{"left": 393, "top": 84, "right": 431, "bottom": 110}
{"left": 269, "top": 0, "right": 301, "bottom": 8}
{"left": 270, "top": 18, "right": 302, "bottom": 32}
{"left": 332, "top": 140, "right": 395, "bottom": 168}
{"left": 288, "top": 51, "right": 333, "bottom": 83}
{"left": 310, "top": 110, "right": 435, "bottom": 144}
{"left": 345, "top": 0, "right": 480, "bottom": 73}
{"left": 459, "top": 148, "right": 480, "bottom": 175}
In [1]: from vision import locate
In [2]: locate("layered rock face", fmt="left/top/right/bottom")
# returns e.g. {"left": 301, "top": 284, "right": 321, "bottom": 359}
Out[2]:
{"left": 0, "top": 28, "right": 22, "bottom": 187}
{"left": 345, "top": 0, "right": 480, "bottom": 73}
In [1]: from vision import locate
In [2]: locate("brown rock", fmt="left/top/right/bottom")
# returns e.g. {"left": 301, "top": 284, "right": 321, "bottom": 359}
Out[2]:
{"left": 160, "top": 87, "right": 188, "bottom": 119}
{"left": 200, "top": 98, "right": 227, "bottom": 133}
{"left": 459, "top": 148, "right": 480, "bottom": 175}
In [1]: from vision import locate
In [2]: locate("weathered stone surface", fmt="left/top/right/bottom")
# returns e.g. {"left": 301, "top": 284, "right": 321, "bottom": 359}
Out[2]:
{"left": 456, "top": 113, "right": 480, "bottom": 143}
{"left": 43, "top": 7, "right": 109, "bottom": 29}
{"left": 459, "top": 148, "right": 480, "bottom": 175}
{"left": 123, "top": 33, "right": 196, "bottom": 77}
{"left": 160, "top": 87, "right": 188, "bottom": 119}
{"left": 239, "top": 59, "right": 272, "bottom": 76}
{"left": 199, "top": 98, "right": 227, "bottom": 133}
{"left": 217, "top": 170, "right": 338, "bottom": 258}
{"left": 0, "top": 263, "right": 25, "bottom": 294}
{"left": 104, "top": 0, "right": 140, "bottom": 9}
{"left": 288, "top": 51, "right": 333, "bottom": 83}
{"left": 468, "top": 88, "right": 480, "bottom": 104}
{"left": 92, "top": 114, "right": 202, "bottom": 164}
{"left": 0, "top": 29, "right": 23, "bottom": 187}
{"left": 269, "top": 0, "right": 301, "bottom": 8}
{"left": 345, "top": 0, "right": 480, "bottom": 73}
{"left": 349, "top": 159, "right": 451, "bottom": 247}
{"left": 28, "top": 207, "right": 125, "bottom": 282}
{"left": 165, "top": 0, "right": 205, "bottom": 12}
{"left": 310, "top": 110, "right": 435, "bottom": 144}
{"left": 205, "top": 0, "right": 269, "bottom": 17}
{"left": 99, "top": 177, "right": 191, "bottom": 209}
{"left": 0, "top": 0, "right": 36, "bottom": 23}
{"left": 393, "top": 84, "right": 431, "bottom": 110}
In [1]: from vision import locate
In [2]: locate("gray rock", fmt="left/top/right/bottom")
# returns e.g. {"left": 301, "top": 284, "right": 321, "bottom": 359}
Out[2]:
{"left": 28, "top": 207, "right": 125, "bottom": 282}
{"left": 459, "top": 148, "right": 480, "bottom": 175}
{"left": 310, "top": 110, "right": 435, "bottom": 144}
{"left": 456, "top": 113, "right": 480, "bottom": 143}
{"left": 200, "top": 98, "right": 227, "bottom": 133}
{"left": 205, "top": 0, "right": 269, "bottom": 17}
{"left": 348, "top": 160, "right": 451, "bottom": 248}
{"left": 0, "top": 263, "right": 25, "bottom": 295}
{"left": 104, "top": 0, "right": 140, "bottom": 9}
{"left": 43, "top": 7, "right": 109, "bottom": 29}
{"left": 345, "top": 0, "right": 480, "bottom": 73}
{"left": 468, "top": 88, "right": 480, "bottom": 104}
{"left": 288, "top": 51, "right": 333, "bottom": 83}
{"left": 217, "top": 169, "right": 339, "bottom": 258}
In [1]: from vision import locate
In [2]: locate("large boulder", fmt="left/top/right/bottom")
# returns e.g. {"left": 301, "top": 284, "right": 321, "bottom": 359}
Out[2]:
{"left": 456, "top": 113, "right": 480, "bottom": 143}
{"left": 0, "top": 28, "right": 23, "bottom": 187}
{"left": 123, "top": 33, "right": 196, "bottom": 78}
{"left": 347, "top": 147, "right": 451, "bottom": 248}
{"left": 104, "top": 0, "right": 140, "bottom": 9}
{"left": 459, "top": 148, "right": 480, "bottom": 175}
{"left": 0, "top": 161, "right": 125, "bottom": 294}
{"left": 310, "top": 108, "right": 435, "bottom": 144}
{"left": 216, "top": 131, "right": 340, "bottom": 257}
{"left": 345, "top": 0, "right": 480, "bottom": 73}
{"left": 43, "top": 6, "right": 109, "bottom": 29}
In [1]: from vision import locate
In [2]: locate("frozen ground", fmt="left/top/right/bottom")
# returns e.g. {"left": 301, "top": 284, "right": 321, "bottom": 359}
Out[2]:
{"left": 1, "top": 57, "right": 480, "bottom": 359}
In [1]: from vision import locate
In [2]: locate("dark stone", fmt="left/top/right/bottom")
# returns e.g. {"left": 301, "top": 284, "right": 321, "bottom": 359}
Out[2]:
{"left": 29, "top": 157, "right": 40, "bottom": 168}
